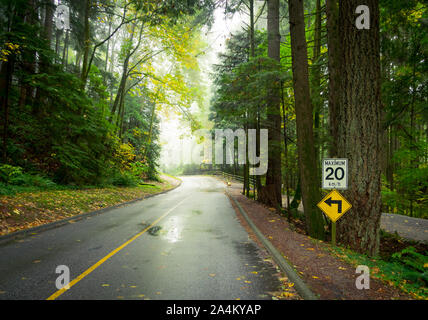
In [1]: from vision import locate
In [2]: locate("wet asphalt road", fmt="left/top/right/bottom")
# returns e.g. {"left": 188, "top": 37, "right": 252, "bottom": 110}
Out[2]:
{"left": 0, "top": 176, "right": 283, "bottom": 300}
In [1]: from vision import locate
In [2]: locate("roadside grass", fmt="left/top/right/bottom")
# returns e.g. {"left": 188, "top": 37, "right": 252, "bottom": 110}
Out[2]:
{"left": 285, "top": 214, "right": 428, "bottom": 299}
{"left": 325, "top": 243, "right": 427, "bottom": 300}
{"left": 161, "top": 172, "right": 182, "bottom": 182}
{"left": 0, "top": 181, "right": 173, "bottom": 236}
{"left": 222, "top": 176, "right": 428, "bottom": 299}
{"left": 279, "top": 206, "right": 428, "bottom": 300}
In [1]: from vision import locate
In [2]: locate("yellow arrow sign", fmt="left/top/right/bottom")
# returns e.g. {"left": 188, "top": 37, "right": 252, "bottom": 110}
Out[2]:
{"left": 317, "top": 189, "right": 352, "bottom": 222}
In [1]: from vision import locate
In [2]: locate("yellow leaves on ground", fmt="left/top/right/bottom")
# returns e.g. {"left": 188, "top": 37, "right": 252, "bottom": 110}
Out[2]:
{"left": 371, "top": 267, "right": 380, "bottom": 275}
{"left": 0, "top": 182, "right": 168, "bottom": 236}
{"left": 281, "top": 292, "right": 295, "bottom": 298}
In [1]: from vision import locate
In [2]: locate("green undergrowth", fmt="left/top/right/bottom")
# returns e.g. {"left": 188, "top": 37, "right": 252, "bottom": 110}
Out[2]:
{"left": 325, "top": 240, "right": 428, "bottom": 300}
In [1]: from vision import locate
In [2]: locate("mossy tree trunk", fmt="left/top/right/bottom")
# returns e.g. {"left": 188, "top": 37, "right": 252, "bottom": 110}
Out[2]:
{"left": 260, "top": 0, "right": 282, "bottom": 210}
{"left": 288, "top": 0, "right": 325, "bottom": 240}
{"left": 336, "top": 0, "right": 383, "bottom": 256}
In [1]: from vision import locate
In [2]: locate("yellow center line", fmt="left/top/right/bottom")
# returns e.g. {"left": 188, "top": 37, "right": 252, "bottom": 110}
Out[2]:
{"left": 46, "top": 196, "right": 189, "bottom": 300}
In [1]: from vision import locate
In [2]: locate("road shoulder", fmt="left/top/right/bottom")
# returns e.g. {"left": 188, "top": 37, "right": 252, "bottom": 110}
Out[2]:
{"left": 224, "top": 180, "right": 413, "bottom": 300}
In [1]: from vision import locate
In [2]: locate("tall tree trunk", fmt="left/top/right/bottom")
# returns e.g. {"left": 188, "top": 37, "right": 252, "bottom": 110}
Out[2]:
{"left": 281, "top": 83, "right": 291, "bottom": 218}
{"left": 0, "top": 58, "right": 14, "bottom": 163}
{"left": 34, "top": 0, "right": 54, "bottom": 114}
{"left": 246, "top": 0, "right": 255, "bottom": 198}
{"left": 109, "top": 55, "right": 130, "bottom": 122}
{"left": 19, "top": 0, "right": 37, "bottom": 108}
{"left": 288, "top": 0, "right": 325, "bottom": 239}
{"left": 43, "top": 0, "right": 54, "bottom": 49}
{"left": 80, "top": 0, "right": 91, "bottom": 86}
{"left": 62, "top": 29, "right": 69, "bottom": 68}
{"left": 312, "top": 0, "right": 322, "bottom": 165}
{"left": 105, "top": 17, "right": 112, "bottom": 73}
{"left": 326, "top": 0, "right": 340, "bottom": 157}
{"left": 55, "top": 29, "right": 61, "bottom": 63}
{"left": 336, "top": 0, "right": 382, "bottom": 256}
{"left": 260, "top": 0, "right": 282, "bottom": 210}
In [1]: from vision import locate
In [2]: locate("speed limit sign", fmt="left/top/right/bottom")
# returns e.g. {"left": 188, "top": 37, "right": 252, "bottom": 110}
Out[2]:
{"left": 322, "top": 158, "right": 348, "bottom": 190}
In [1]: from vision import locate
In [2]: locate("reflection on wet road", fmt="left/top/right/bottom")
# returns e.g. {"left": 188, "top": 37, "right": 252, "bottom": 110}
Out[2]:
{"left": 0, "top": 176, "right": 285, "bottom": 300}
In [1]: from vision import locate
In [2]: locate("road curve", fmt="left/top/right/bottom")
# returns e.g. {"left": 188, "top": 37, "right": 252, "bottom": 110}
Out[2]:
{"left": 0, "top": 176, "right": 284, "bottom": 300}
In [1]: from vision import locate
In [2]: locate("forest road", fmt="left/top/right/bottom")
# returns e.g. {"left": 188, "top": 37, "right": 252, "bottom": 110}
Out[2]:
{"left": 0, "top": 176, "right": 284, "bottom": 300}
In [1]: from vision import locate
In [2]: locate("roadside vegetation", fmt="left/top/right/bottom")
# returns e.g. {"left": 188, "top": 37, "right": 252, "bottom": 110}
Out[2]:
{"left": 0, "top": 0, "right": 212, "bottom": 235}
{"left": 281, "top": 206, "right": 428, "bottom": 299}
{"left": 0, "top": 173, "right": 177, "bottom": 236}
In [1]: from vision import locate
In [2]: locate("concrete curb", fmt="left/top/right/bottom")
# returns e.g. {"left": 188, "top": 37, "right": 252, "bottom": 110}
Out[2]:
{"left": 226, "top": 192, "right": 319, "bottom": 300}
{"left": 0, "top": 179, "right": 182, "bottom": 246}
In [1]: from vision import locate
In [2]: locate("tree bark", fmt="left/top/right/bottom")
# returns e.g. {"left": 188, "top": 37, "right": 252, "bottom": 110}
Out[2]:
{"left": 281, "top": 83, "right": 291, "bottom": 218}
{"left": 260, "top": 0, "right": 282, "bottom": 210}
{"left": 80, "top": 0, "right": 91, "bottom": 86}
{"left": 336, "top": 0, "right": 382, "bottom": 256}
{"left": 34, "top": 0, "right": 54, "bottom": 114}
{"left": 312, "top": 0, "right": 322, "bottom": 164}
{"left": 326, "top": 0, "right": 340, "bottom": 157}
{"left": 288, "top": 0, "right": 325, "bottom": 239}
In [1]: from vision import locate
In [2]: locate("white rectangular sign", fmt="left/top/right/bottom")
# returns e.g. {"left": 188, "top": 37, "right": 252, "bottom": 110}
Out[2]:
{"left": 322, "top": 158, "right": 348, "bottom": 190}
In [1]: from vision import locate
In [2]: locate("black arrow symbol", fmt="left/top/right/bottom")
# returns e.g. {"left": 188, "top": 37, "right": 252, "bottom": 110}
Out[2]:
{"left": 324, "top": 197, "right": 342, "bottom": 213}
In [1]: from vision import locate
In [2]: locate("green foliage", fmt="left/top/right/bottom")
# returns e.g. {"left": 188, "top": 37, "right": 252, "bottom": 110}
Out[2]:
{"left": 0, "top": 164, "right": 23, "bottom": 184}
{"left": 0, "top": 164, "right": 58, "bottom": 195}
{"left": 110, "top": 170, "right": 140, "bottom": 187}
{"left": 328, "top": 244, "right": 428, "bottom": 299}
{"left": 379, "top": 0, "right": 427, "bottom": 218}
{"left": 391, "top": 247, "right": 428, "bottom": 286}
{"left": 0, "top": 0, "right": 193, "bottom": 192}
